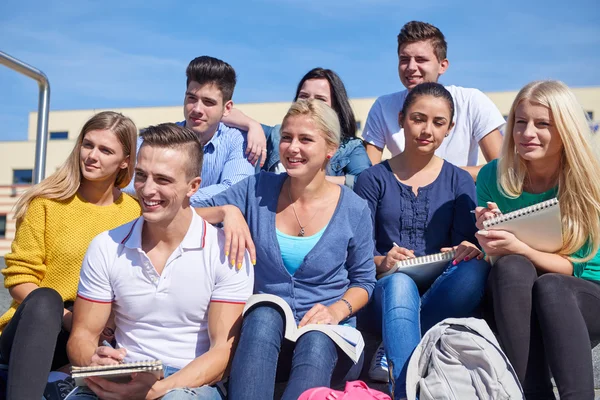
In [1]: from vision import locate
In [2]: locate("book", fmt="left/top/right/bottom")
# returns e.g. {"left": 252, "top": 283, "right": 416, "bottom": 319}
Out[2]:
{"left": 70, "top": 360, "right": 163, "bottom": 387}
{"left": 376, "top": 250, "right": 456, "bottom": 289}
{"left": 243, "top": 293, "right": 365, "bottom": 363}
{"left": 483, "top": 198, "right": 562, "bottom": 254}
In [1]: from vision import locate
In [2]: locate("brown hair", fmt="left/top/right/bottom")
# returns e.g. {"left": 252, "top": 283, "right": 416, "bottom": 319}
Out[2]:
{"left": 140, "top": 123, "right": 204, "bottom": 179}
{"left": 397, "top": 21, "right": 447, "bottom": 62}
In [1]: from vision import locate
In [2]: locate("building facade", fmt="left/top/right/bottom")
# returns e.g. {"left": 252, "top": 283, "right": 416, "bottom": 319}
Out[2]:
{"left": 0, "top": 87, "right": 599, "bottom": 254}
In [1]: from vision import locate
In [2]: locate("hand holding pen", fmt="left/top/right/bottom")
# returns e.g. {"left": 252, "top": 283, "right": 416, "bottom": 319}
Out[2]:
{"left": 89, "top": 340, "right": 127, "bottom": 366}
{"left": 473, "top": 201, "right": 502, "bottom": 230}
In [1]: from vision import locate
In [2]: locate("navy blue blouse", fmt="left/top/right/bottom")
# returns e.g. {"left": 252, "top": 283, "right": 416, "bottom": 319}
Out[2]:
{"left": 354, "top": 160, "right": 478, "bottom": 257}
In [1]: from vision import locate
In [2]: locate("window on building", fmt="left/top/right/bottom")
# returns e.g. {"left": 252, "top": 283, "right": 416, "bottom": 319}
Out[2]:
{"left": 356, "top": 120, "right": 362, "bottom": 131}
{"left": 50, "top": 131, "right": 69, "bottom": 140}
{"left": 13, "top": 169, "right": 33, "bottom": 185}
{"left": 587, "top": 111, "right": 594, "bottom": 120}
{"left": 0, "top": 215, "right": 6, "bottom": 239}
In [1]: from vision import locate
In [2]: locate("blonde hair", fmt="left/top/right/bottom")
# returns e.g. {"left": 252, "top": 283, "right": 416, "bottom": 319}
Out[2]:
{"left": 282, "top": 99, "right": 341, "bottom": 150}
{"left": 498, "top": 80, "right": 600, "bottom": 262}
{"left": 14, "top": 111, "right": 137, "bottom": 220}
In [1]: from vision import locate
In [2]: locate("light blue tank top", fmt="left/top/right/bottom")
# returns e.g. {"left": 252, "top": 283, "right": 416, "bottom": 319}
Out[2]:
{"left": 276, "top": 225, "right": 328, "bottom": 275}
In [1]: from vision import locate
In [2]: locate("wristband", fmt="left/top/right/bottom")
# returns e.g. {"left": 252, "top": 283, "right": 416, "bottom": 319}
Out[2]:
{"left": 339, "top": 298, "right": 353, "bottom": 316}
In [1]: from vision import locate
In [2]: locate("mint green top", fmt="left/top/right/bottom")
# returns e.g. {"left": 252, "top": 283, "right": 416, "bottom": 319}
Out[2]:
{"left": 276, "top": 225, "right": 328, "bottom": 275}
{"left": 477, "top": 159, "right": 600, "bottom": 282}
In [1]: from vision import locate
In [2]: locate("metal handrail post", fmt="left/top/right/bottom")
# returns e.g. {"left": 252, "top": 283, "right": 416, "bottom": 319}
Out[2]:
{"left": 0, "top": 51, "right": 50, "bottom": 184}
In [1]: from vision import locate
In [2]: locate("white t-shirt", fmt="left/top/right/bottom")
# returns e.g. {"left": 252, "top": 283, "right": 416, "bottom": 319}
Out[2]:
{"left": 77, "top": 210, "right": 254, "bottom": 369}
{"left": 362, "top": 85, "right": 505, "bottom": 167}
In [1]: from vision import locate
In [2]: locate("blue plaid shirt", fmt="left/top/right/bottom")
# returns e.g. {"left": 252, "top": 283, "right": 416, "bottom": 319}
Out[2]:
{"left": 124, "top": 122, "right": 255, "bottom": 207}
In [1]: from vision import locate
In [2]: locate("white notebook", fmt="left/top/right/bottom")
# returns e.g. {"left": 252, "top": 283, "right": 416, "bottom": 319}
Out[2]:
{"left": 377, "top": 250, "right": 456, "bottom": 288}
{"left": 71, "top": 360, "right": 163, "bottom": 387}
{"left": 483, "top": 198, "right": 562, "bottom": 253}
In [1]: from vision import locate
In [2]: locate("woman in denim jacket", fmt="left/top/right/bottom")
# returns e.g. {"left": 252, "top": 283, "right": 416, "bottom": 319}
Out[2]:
{"left": 224, "top": 68, "right": 372, "bottom": 188}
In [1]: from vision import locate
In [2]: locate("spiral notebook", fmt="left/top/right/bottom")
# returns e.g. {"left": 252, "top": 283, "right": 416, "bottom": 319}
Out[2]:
{"left": 71, "top": 360, "right": 163, "bottom": 387}
{"left": 483, "top": 198, "right": 562, "bottom": 255}
{"left": 377, "top": 250, "right": 456, "bottom": 288}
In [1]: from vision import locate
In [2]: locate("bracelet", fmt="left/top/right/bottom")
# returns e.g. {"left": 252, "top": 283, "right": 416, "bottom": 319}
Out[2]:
{"left": 339, "top": 298, "right": 353, "bottom": 316}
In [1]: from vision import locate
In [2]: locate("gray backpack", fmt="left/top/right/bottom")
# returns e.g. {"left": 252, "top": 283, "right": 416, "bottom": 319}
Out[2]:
{"left": 405, "top": 318, "right": 524, "bottom": 400}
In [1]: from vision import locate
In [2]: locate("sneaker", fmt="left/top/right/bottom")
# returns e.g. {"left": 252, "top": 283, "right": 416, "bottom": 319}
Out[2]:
{"left": 368, "top": 342, "right": 389, "bottom": 383}
{"left": 43, "top": 376, "right": 76, "bottom": 400}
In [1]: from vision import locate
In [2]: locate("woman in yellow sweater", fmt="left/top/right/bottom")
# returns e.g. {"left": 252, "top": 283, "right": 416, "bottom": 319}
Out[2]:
{"left": 1, "top": 111, "right": 141, "bottom": 399}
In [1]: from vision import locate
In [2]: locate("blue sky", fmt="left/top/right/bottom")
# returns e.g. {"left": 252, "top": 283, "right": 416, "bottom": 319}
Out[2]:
{"left": 1, "top": 0, "right": 599, "bottom": 141}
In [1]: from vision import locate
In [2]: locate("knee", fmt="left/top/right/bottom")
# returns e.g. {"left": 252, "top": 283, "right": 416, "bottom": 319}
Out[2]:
{"left": 21, "top": 288, "right": 63, "bottom": 324}
{"left": 240, "top": 305, "right": 284, "bottom": 344}
{"left": 456, "top": 258, "right": 491, "bottom": 286}
{"left": 380, "top": 272, "right": 419, "bottom": 299}
{"left": 533, "top": 274, "right": 568, "bottom": 304}
{"left": 296, "top": 331, "right": 337, "bottom": 364}
{"left": 490, "top": 254, "right": 536, "bottom": 283}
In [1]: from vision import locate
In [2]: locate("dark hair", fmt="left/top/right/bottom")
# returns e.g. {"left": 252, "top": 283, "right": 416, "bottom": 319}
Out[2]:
{"left": 140, "top": 123, "right": 204, "bottom": 179}
{"left": 185, "top": 56, "right": 237, "bottom": 102}
{"left": 293, "top": 68, "right": 357, "bottom": 141}
{"left": 401, "top": 82, "right": 455, "bottom": 125}
{"left": 397, "top": 21, "right": 447, "bottom": 62}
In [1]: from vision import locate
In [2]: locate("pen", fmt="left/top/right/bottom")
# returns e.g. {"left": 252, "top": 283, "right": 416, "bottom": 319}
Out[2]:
{"left": 392, "top": 242, "right": 400, "bottom": 248}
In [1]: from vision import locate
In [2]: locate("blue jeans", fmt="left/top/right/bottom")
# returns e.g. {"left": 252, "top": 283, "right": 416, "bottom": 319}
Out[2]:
{"left": 363, "top": 258, "right": 490, "bottom": 399}
{"left": 228, "top": 304, "right": 362, "bottom": 400}
{"left": 67, "top": 365, "right": 224, "bottom": 400}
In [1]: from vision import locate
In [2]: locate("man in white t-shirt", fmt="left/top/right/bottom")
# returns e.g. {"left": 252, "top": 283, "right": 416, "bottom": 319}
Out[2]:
{"left": 67, "top": 123, "right": 254, "bottom": 400}
{"left": 363, "top": 21, "right": 506, "bottom": 180}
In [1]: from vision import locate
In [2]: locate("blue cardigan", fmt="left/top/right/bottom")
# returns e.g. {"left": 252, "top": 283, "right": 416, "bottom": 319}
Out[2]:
{"left": 202, "top": 172, "right": 376, "bottom": 322}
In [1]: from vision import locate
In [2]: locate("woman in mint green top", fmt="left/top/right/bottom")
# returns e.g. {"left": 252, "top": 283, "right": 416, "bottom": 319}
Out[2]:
{"left": 475, "top": 81, "right": 600, "bottom": 400}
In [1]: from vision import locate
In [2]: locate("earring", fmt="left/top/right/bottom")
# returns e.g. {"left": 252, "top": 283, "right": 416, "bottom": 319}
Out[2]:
{"left": 445, "top": 134, "right": 449, "bottom": 137}
{"left": 326, "top": 154, "right": 332, "bottom": 160}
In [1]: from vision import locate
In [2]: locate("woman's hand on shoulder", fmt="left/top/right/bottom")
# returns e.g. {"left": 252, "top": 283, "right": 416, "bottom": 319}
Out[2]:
{"left": 474, "top": 201, "right": 502, "bottom": 230}
{"left": 378, "top": 246, "right": 415, "bottom": 273}
{"left": 441, "top": 241, "right": 483, "bottom": 265}
{"left": 222, "top": 205, "right": 256, "bottom": 269}
{"left": 475, "top": 229, "right": 530, "bottom": 257}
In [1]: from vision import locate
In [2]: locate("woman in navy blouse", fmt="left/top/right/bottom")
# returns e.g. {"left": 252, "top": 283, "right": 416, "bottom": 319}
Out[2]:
{"left": 354, "top": 83, "right": 490, "bottom": 400}
{"left": 197, "top": 99, "right": 376, "bottom": 400}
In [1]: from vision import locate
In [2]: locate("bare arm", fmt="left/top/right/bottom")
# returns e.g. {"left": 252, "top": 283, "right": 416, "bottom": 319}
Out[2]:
{"left": 365, "top": 143, "right": 383, "bottom": 165}
{"left": 154, "top": 302, "right": 245, "bottom": 393}
{"left": 195, "top": 206, "right": 256, "bottom": 268}
{"left": 461, "top": 129, "right": 504, "bottom": 181}
{"left": 221, "top": 108, "right": 267, "bottom": 167}
{"left": 67, "top": 297, "right": 114, "bottom": 366}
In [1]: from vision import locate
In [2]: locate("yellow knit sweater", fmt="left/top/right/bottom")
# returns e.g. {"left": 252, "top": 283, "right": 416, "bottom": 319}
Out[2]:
{"left": 1, "top": 193, "right": 140, "bottom": 329}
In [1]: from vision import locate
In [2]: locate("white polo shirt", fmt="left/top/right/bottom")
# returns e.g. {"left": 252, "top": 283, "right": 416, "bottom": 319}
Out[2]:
{"left": 77, "top": 210, "right": 254, "bottom": 369}
{"left": 362, "top": 85, "right": 506, "bottom": 166}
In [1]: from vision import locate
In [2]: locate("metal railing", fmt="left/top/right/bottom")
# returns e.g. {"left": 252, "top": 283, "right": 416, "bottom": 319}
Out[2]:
{"left": 0, "top": 51, "right": 50, "bottom": 184}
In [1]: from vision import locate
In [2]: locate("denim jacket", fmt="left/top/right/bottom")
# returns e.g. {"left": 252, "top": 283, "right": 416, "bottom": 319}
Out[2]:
{"left": 260, "top": 124, "right": 372, "bottom": 187}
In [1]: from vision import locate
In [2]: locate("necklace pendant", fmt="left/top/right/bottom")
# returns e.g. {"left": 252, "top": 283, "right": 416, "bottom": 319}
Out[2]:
{"left": 298, "top": 227, "right": 305, "bottom": 237}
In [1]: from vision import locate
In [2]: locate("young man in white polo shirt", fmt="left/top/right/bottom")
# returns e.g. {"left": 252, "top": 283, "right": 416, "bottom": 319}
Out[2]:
{"left": 363, "top": 21, "right": 506, "bottom": 181}
{"left": 67, "top": 123, "right": 253, "bottom": 400}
